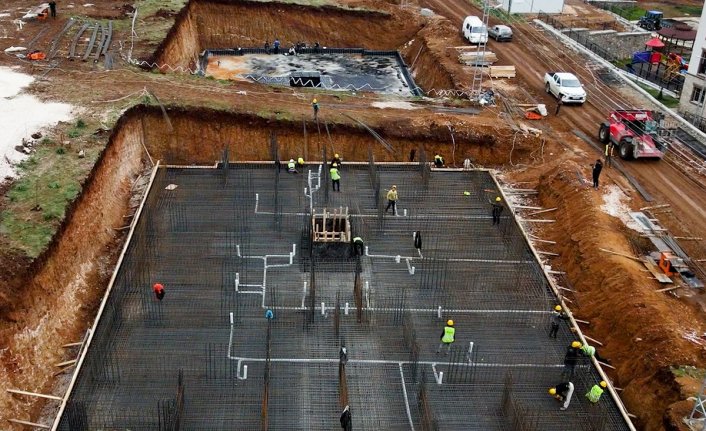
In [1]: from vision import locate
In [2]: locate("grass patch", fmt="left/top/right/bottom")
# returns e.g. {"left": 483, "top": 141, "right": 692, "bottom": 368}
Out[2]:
{"left": 675, "top": 5, "right": 702, "bottom": 16}
{"left": 637, "top": 83, "right": 680, "bottom": 108}
{"left": 671, "top": 365, "right": 706, "bottom": 380}
{"left": 1, "top": 141, "right": 100, "bottom": 257}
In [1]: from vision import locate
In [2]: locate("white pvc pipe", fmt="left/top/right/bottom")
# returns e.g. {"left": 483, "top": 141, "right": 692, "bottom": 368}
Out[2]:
{"left": 301, "top": 282, "right": 307, "bottom": 309}
{"left": 321, "top": 302, "right": 325, "bottom": 315}
{"left": 437, "top": 306, "right": 442, "bottom": 319}
{"left": 345, "top": 303, "right": 349, "bottom": 315}
{"left": 398, "top": 364, "right": 416, "bottom": 431}
{"left": 255, "top": 193, "right": 259, "bottom": 213}
{"left": 234, "top": 273, "right": 239, "bottom": 292}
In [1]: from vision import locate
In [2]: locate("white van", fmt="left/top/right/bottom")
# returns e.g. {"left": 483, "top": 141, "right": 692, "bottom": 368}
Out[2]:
{"left": 462, "top": 16, "right": 488, "bottom": 44}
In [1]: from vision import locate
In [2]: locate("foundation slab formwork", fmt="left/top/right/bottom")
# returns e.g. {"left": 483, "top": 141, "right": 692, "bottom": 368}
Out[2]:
{"left": 56, "top": 164, "right": 631, "bottom": 431}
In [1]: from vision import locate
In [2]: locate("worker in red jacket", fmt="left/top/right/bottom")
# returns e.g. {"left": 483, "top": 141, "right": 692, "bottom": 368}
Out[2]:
{"left": 153, "top": 283, "right": 165, "bottom": 301}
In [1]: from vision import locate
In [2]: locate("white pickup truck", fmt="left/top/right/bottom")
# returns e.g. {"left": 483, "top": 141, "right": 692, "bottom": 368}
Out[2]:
{"left": 544, "top": 72, "right": 586, "bottom": 105}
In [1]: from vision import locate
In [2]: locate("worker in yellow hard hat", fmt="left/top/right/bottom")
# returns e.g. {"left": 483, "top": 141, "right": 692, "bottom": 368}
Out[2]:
{"left": 549, "top": 304, "right": 569, "bottom": 339}
{"left": 297, "top": 157, "right": 305, "bottom": 168}
{"left": 312, "top": 98, "right": 319, "bottom": 119}
{"left": 562, "top": 341, "right": 582, "bottom": 380}
{"left": 331, "top": 153, "right": 342, "bottom": 168}
{"left": 436, "top": 319, "right": 455, "bottom": 355}
{"left": 491, "top": 196, "right": 504, "bottom": 226}
{"left": 549, "top": 381, "right": 575, "bottom": 411}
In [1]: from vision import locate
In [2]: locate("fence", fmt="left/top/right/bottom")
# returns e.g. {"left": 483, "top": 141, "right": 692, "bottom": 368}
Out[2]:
{"left": 538, "top": 13, "right": 621, "bottom": 63}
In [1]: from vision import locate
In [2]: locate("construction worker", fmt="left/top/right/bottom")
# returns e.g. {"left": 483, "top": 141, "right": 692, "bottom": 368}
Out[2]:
{"left": 605, "top": 142, "right": 614, "bottom": 168}
{"left": 549, "top": 381, "right": 574, "bottom": 411}
{"left": 549, "top": 305, "right": 569, "bottom": 339}
{"left": 580, "top": 343, "right": 611, "bottom": 365}
{"left": 264, "top": 40, "right": 270, "bottom": 54}
{"left": 153, "top": 283, "right": 165, "bottom": 301}
{"left": 385, "top": 185, "right": 398, "bottom": 216}
{"left": 297, "top": 157, "right": 305, "bottom": 168}
{"left": 591, "top": 159, "right": 603, "bottom": 189}
{"left": 491, "top": 196, "right": 503, "bottom": 225}
{"left": 330, "top": 163, "right": 341, "bottom": 192}
{"left": 312, "top": 98, "right": 320, "bottom": 119}
{"left": 436, "top": 319, "right": 455, "bottom": 355}
{"left": 287, "top": 159, "right": 297, "bottom": 174}
{"left": 555, "top": 99, "right": 562, "bottom": 116}
{"left": 331, "top": 153, "right": 342, "bottom": 168}
{"left": 340, "top": 405, "right": 352, "bottom": 431}
{"left": 434, "top": 154, "right": 445, "bottom": 168}
{"left": 273, "top": 38, "right": 280, "bottom": 54}
{"left": 562, "top": 341, "right": 582, "bottom": 380}
{"left": 586, "top": 380, "right": 607, "bottom": 404}
{"left": 352, "top": 236, "right": 364, "bottom": 256}
{"left": 265, "top": 309, "right": 274, "bottom": 319}
{"left": 49, "top": 0, "right": 57, "bottom": 18}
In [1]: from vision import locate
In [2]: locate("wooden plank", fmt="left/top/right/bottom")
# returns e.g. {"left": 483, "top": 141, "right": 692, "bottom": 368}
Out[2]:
{"left": 656, "top": 286, "right": 680, "bottom": 293}
{"left": 62, "top": 342, "right": 82, "bottom": 348}
{"left": 55, "top": 359, "right": 77, "bottom": 367}
{"left": 599, "top": 247, "right": 641, "bottom": 262}
{"left": 7, "top": 389, "right": 62, "bottom": 401}
{"left": 643, "top": 256, "right": 672, "bottom": 283}
{"left": 8, "top": 418, "right": 50, "bottom": 429}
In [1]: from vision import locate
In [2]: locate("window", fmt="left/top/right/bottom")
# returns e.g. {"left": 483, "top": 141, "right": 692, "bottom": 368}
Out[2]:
{"left": 698, "top": 50, "right": 706, "bottom": 75}
{"left": 691, "top": 86, "right": 705, "bottom": 105}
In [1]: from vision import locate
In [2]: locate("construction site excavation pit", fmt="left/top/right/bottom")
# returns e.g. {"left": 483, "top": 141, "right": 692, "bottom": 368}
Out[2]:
{"left": 202, "top": 49, "right": 421, "bottom": 96}
{"left": 52, "top": 157, "right": 633, "bottom": 429}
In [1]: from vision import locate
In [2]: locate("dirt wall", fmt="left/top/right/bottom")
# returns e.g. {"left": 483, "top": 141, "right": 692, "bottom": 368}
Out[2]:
{"left": 154, "top": 0, "right": 424, "bottom": 69}
{"left": 536, "top": 160, "right": 706, "bottom": 431}
{"left": 138, "top": 106, "right": 539, "bottom": 166}
{"left": 0, "top": 113, "right": 146, "bottom": 429}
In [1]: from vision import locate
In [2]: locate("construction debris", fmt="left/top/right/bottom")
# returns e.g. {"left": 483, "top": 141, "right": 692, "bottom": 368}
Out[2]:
{"left": 489, "top": 65, "right": 516, "bottom": 78}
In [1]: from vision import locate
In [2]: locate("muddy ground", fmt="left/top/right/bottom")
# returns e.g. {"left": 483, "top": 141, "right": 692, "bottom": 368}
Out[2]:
{"left": 0, "top": 0, "right": 705, "bottom": 430}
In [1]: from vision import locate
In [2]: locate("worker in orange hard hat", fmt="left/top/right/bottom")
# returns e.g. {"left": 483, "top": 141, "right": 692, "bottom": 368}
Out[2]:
{"left": 153, "top": 283, "right": 165, "bottom": 301}
{"left": 436, "top": 319, "right": 455, "bottom": 355}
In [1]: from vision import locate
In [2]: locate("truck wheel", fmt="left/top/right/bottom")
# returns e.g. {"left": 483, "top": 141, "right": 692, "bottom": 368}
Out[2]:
{"left": 545, "top": 83, "right": 550, "bottom": 94}
{"left": 619, "top": 141, "right": 635, "bottom": 160}
{"left": 598, "top": 124, "right": 609, "bottom": 143}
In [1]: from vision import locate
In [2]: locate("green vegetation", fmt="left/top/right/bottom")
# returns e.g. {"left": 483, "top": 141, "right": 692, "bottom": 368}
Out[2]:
{"left": 674, "top": 5, "right": 703, "bottom": 16}
{"left": 671, "top": 365, "right": 706, "bottom": 380}
{"left": 637, "top": 83, "right": 680, "bottom": 108}
{"left": 1, "top": 138, "right": 100, "bottom": 257}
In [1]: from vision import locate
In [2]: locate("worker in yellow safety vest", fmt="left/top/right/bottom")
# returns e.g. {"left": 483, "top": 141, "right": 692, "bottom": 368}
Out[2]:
{"left": 330, "top": 163, "right": 341, "bottom": 192}
{"left": 586, "top": 380, "right": 607, "bottom": 404}
{"left": 287, "top": 159, "right": 297, "bottom": 173}
{"left": 436, "top": 319, "right": 455, "bottom": 355}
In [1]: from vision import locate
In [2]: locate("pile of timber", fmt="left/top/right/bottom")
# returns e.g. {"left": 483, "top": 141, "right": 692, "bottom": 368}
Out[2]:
{"left": 458, "top": 50, "right": 498, "bottom": 66}
{"left": 489, "top": 65, "right": 516, "bottom": 78}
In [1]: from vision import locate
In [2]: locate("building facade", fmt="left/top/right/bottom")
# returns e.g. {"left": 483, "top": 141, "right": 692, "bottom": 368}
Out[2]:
{"left": 500, "top": 0, "right": 564, "bottom": 14}
{"left": 678, "top": 3, "right": 706, "bottom": 126}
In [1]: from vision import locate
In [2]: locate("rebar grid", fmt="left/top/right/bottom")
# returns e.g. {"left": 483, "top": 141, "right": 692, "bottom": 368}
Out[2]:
{"left": 58, "top": 165, "right": 629, "bottom": 431}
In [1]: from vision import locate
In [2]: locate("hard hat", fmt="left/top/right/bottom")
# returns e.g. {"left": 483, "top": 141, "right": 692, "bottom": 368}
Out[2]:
{"left": 298, "top": 157, "right": 304, "bottom": 163}
{"left": 463, "top": 191, "right": 471, "bottom": 196}
{"left": 554, "top": 305, "right": 562, "bottom": 311}
{"left": 446, "top": 319, "right": 454, "bottom": 326}
{"left": 548, "top": 388, "right": 556, "bottom": 395}
{"left": 332, "top": 163, "right": 338, "bottom": 168}
{"left": 571, "top": 341, "right": 581, "bottom": 349}
{"left": 313, "top": 98, "right": 318, "bottom": 103}
{"left": 392, "top": 185, "right": 397, "bottom": 189}
{"left": 335, "top": 153, "right": 339, "bottom": 158}
{"left": 600, "top": 381, "right": 607, "bottom": 388}
{"left": 153, "top": 283, "right": 163, "bottom": 289}
{"left": 290, "top": 159, "right": 294, "bottom": 162}
{"left": 495, "top": 196, "right": 502, "bottom": 202}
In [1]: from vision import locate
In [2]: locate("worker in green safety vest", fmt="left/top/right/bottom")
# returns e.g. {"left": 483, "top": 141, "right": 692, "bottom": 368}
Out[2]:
{"left": 352, "top": 236, "right": 364, "bottom": 256}
{"left": 287, "top": 159, "right": 297, "bottom": 174}
{"left": 330, "top": 163, "right": 341, "bottom": 192}
{"left": 436, "top": 319, "right": 455, "bottom": 355}
{"left": 586, "top": 380, "right": 607, "bottom": 404}
{"left": 580, "top": 343, "right": 611, "bottom": 365}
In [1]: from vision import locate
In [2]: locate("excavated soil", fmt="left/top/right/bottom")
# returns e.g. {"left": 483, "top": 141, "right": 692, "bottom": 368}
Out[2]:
{"left": 0, "top": 115, "right": 148, "bottom": 427}
{"left": 139, "top": 105, "right": 537, "bottom": 165}
{"left": 509, "top": 158, "right": 706, "bottom": 431}
{"left": 153, "top": 0, "right": 424, "bottom": 70}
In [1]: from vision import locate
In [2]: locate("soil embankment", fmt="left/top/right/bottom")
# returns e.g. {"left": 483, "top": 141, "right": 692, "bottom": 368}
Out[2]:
{"left": 153, "top": 0, "right": 424, "bottom": 69}
{"left": 138, "top": 106, "right": 539, "bottom": 165}
{"left": 0, "top": 114, "right": 148, "bottom": 429}
{"left": 533, "top": 160, "right": 706, "bottom": 431}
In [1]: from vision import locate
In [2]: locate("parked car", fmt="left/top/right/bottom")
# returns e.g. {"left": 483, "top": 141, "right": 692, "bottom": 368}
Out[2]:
{"left": 461, "top": 15, "right": 488, "bottom": 44}
{"left": 543, "top": 72, "right": 586, "bottom": 104}
{"left": 488, "top": 25, "right": 513, "bottom": 41}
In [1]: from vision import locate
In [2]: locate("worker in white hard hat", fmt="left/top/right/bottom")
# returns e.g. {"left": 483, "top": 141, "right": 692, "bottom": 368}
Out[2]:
{"left": 549, "top": 381, "right": 575, "bottom": 411}
{"left": 549, "top": 304, "right": 569, "bottom": 339}
{"left": 436, "top": 319, "right": 455, "bottom": 355}
{"left": 287, "top": 159, "right": 297, "bottom": 174}
{"left": 491, "top": 196, "right": 504, "bottom": 225}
